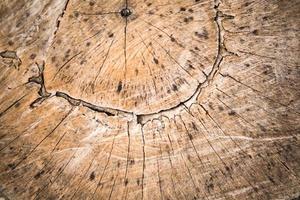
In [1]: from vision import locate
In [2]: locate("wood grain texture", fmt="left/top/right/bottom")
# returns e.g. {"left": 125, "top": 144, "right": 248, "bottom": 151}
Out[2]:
{"left": 0, "top": 0, "right": 299, "bottom": 199}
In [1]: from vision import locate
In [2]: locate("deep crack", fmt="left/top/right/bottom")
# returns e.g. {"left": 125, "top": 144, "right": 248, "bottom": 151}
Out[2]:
{"left": 55, "top": 91, "right": 132, "bottom": 117}
{"left": 28, "top": 61, "right": 51, "bottom": 108}
{"left": 0, "top": 50, "right": 22, "bottom": 70}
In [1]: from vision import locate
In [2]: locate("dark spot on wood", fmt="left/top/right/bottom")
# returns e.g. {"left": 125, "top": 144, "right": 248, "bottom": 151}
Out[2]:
{"left": 16, "top": 21, "right": 22, "bottom": 28}
{"left": 218, "top": 106, "right": 223, "bottom": 112}
{"left": 172, "top": 84, "right": 178, "bottom": 91}
{"left": 153, "top": 58, "right": 159, "bottom": 64}
{"left": 89, "top": 1, "right": 95, "bottom": 6}
{"left": 267, "top": 175, "right": 275, "bottom": 183}
{"left": 263, "top": 16, "right": 269, "bottom": 21}
{"left": 258, "top": 124, "right": 267, "bottom": 132}
{"left": 148, "top": 11, "right": 154, "bottom": 15}
{"left": 120, "top": 8, "right": 132, "bottom": 18}
{"left": 130, "top": 159, "right": 135, "bottom": 165}
{"left": 180, "top": 7, "right": 186, "bottom": 12}
{"left": 117, "top": 81, "right": 122, "bottom": 93}
{"left": 188, "top": 64, "right": 195, "bottom": 69}
{"left": 90, "top": 172, "right": 95, "bottom": 180}
{"left": 253, "top": 187, "right": 259, "bottom": 192}
{"left": 8, "top": 40, "right": 14, "bottom": 46}
{"left": 14, "top": 102, "right": 20, "bottom": 108}
{"left": 206, "top": 182, "right": 214, "bottom": 193}
{"left": 225, "top": 166, "right": 230, "bottom": 172}
{"left": 228, "top": 110, "right": 236, "bottom": 116}
{"left": 252, "top": 29, "right": 259, "bottom": 35}
{"left": 74, "top": 11, "right": 79, "bottom": 18}
{"left": 80, "top": 60, "right": 87, "bottom": 65}
{"left": 34, "top": 170, "right": 45, "bottom": 179}
{"left": 184, "top": 16, "right": 194, "bottom": 23}
{"left": 30, "top": 53, "right": 36, "bottom": 60}
{"left": 7, "top": 163, "right": 15, "bottom": 169}
{"left": 86, "top": 42, "right": 91, "bottom": 47}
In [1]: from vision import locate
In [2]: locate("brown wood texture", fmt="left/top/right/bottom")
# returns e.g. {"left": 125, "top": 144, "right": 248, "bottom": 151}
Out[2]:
{"left": 0, "top": 0, "right": 300, "bottom": 199}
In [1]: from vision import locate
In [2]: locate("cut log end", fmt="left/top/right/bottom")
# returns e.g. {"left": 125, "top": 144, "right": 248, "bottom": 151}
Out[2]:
{"left": 0, "top": 0, "right": 299, "bottom": 200}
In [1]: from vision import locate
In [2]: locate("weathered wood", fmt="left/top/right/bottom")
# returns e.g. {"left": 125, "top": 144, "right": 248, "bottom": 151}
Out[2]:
{"left": 0, "top": 0, "right": 299, "bottom": 199}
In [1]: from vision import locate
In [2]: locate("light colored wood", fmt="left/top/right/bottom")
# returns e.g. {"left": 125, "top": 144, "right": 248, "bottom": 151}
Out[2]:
{"left": 0, "top": 0, "right": 299, "bottom": 199}
{"left": 43, "top": 0, "right": 217, "bottom": 114}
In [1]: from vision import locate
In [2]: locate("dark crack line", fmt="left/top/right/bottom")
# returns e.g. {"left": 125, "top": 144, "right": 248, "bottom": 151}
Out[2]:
{"left": 124, "top": 17, "right": 128, "bottom": 79}
{"left": 77, "top": 11, "right": 119, "bottom": 16}
{"left": 140, "top": 52, "right": 158, "bottom": 94}
{"left": 11, "top": 107, "right": 74, "bottom": 170}
{"left": 55, "top": 91, "right": 132, "bottom": 116}
{"left": 33, "top": 146, "right": 79, "bottom": 200}
{"left": 108, "top": 170, "right": 119, "bottom": 200}
{"left": 219, "top": 73, "right": 300, "bottom": 115}
{"left": 52, "top": 0, "right": 71, "bottom": 43}
{"left": 141, "top": 127, "right": 146, "bottom": 200}
{"left": 0, "top": 94, "right": 27, "bottom": 119}
{"left": 92, "top": 136, "right": 116, "bottom": 199}
{"left": 123, "top": 0, "right": 129, "bottom": 80}
{"left": 70, "top": 155, "right": 97, "bottom": 200}
{"left": 124, "top": 122, "right": 130, "bottom": 187}
{"left": 53, "top": 51, "right": 82, "bottom": 80}
{"left": 92, "top": 38, "right": 115, "bottom": 91}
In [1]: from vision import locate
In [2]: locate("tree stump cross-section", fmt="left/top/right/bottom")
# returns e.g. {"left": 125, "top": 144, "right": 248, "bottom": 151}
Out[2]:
{"left": 0, "top": 0, "right": 300, "bottom": 200}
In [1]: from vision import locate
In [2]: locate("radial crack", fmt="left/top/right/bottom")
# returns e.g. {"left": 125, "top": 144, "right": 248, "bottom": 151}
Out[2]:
{"left": 53, "top": 0, "right": 71, "bottom": 39}
{"left": 0, "top": 50, "right": 22, "bottom": 70}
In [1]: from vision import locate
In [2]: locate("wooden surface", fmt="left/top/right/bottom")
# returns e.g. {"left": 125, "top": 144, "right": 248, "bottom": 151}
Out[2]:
{"left": 0, "top": 0, "right": 300, "bottom": 199}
